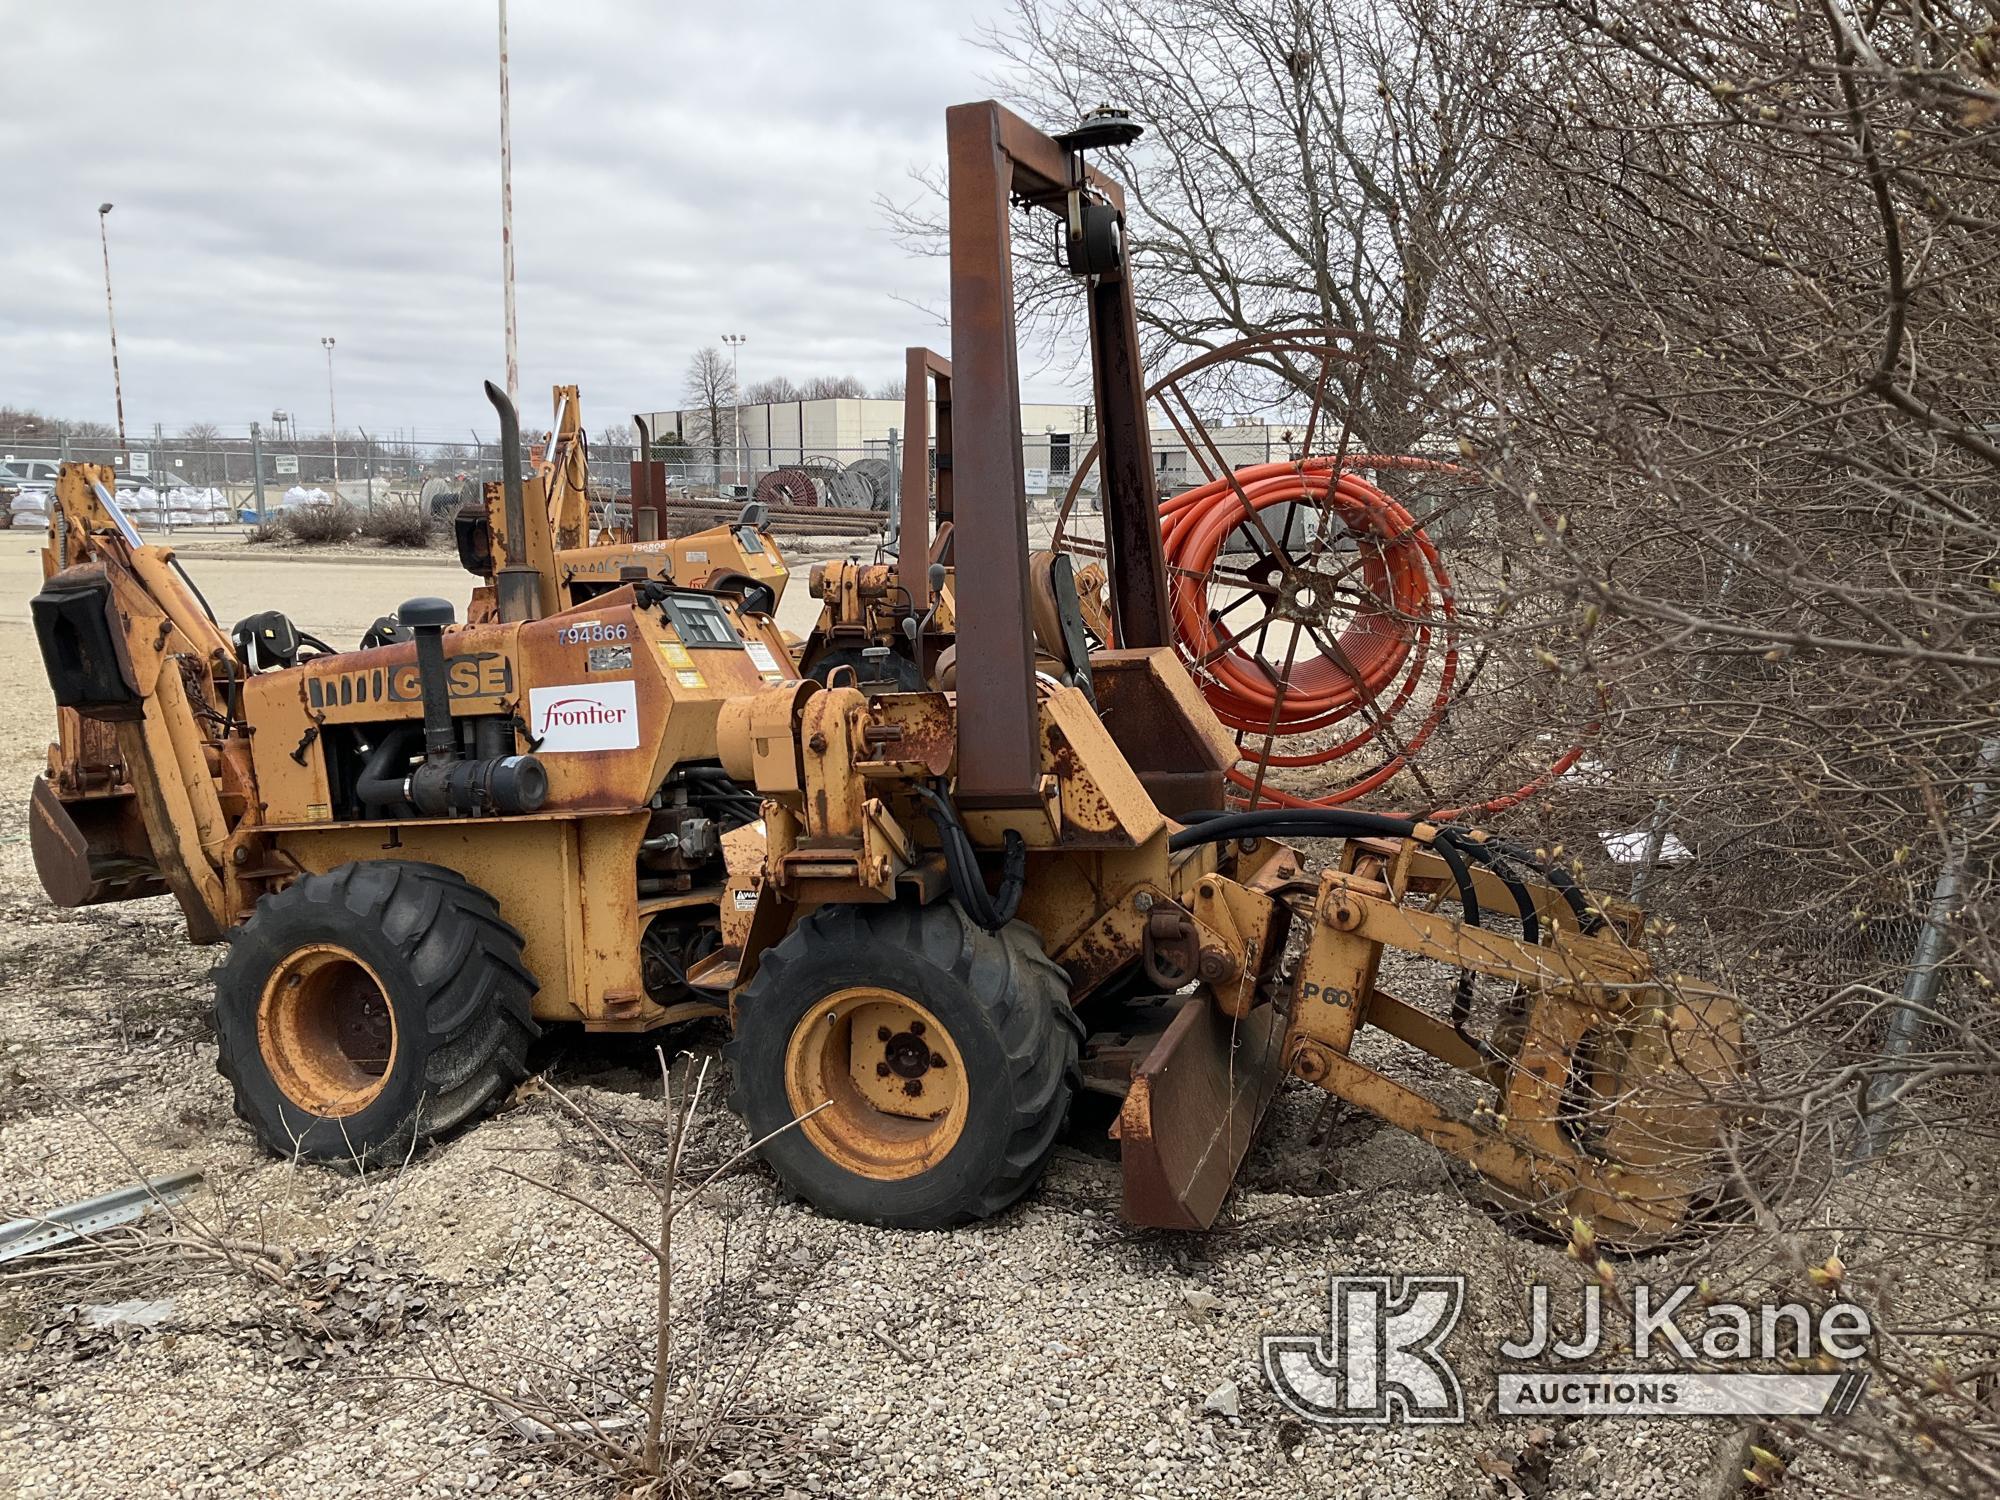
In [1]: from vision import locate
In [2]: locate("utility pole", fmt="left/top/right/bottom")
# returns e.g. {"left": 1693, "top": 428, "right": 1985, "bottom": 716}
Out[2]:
{"left": 321, "top": 336, "right": 338, "bottom": 491}
{"left": 498, "top": 0, "right": 519, "bottom": 407}
{"left": 97, "top": 203, "right": 127, "bottom": 449}
{"left": 723, "top": 332, "right": 746, "bottom": 487}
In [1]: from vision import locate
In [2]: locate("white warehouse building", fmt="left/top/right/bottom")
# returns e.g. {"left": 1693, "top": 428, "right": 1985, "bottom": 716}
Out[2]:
{"left": 637, "top": 396, "right": 1305, "bottom": 494}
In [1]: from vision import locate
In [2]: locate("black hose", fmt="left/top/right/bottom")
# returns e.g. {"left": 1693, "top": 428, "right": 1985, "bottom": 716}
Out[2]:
{"left": 355, "top": 727, "right": 422, "bottom": 815}
{"left": 916, "top": 785, "right": 1026, "bottom": 932}
{"left": 1426, "top": 832, "right": 1505, "bottom": 1064}
{"left": 671, "top": 765, "right": 763, "bottom": 830}
{"left": 1165, "top": 808, "right": 1420, "bottom": 851}
{"left": 1439, "top": 831, "right": 1540, "bottom": 947}
{"left": 170, "top": 556, "right": 218, "bottom": 625}
{"left": 1487, "top": 836, "right": 1604, "bottom": 934}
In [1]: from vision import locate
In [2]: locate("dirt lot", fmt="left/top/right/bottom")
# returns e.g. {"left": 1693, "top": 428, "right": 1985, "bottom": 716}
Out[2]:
{"left": 0, "top": 533, "right": 1846, "bottom": 1498}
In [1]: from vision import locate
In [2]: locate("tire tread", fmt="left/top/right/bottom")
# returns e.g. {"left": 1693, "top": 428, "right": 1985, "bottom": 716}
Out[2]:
{"left": 214, "top": 860, "right": 538, "bottom": 1169}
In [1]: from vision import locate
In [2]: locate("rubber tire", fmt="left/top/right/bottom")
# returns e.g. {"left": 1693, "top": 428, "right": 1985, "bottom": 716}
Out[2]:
{"left": 215, "top": 861, "right": 539, "bottom": 1169}
{"left": 805, "top": 646, "right": 924, "bottom": 693}
{"left": 725, "top": 901, "right": 1083, "bottom": 1228}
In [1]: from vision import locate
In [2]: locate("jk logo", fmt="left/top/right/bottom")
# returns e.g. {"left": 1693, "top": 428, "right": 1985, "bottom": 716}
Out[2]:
{"left": 1263, "top": 1275, "right": 1466, "bottom": 1424}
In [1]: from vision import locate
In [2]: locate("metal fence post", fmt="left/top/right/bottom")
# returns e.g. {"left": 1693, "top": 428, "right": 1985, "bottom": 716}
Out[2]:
{"left": 357, "top": 427, "right": 375, "bottom": 510}
{"left": 250, "top": 422, "right": 268, "bottom": 522}
{"left": 885, "top": 427, "right": 901, "bottom": 549}
{"left": 1856, "top": 734, "right": 2000, "bottom": 1162}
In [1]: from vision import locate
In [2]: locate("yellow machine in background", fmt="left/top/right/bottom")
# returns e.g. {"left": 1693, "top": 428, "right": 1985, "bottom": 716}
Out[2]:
{"left": 458, "top": 382, "right": 788, "bottom": 625}
{"left": 790, "top": 352, "right": 1113, "bottom": 694}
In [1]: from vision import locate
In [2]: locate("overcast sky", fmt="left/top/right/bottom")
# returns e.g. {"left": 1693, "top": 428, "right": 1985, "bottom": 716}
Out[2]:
{"left": 2, "top": 0, "right": 1072, "bottom": 440}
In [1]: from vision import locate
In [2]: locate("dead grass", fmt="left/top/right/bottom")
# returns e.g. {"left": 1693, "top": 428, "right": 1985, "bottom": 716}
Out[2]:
{"left": 280, "top": 501, "right": 359, "bottom": 546}
{"left": 358, "top": 503, "right": 436, "bottom": 549}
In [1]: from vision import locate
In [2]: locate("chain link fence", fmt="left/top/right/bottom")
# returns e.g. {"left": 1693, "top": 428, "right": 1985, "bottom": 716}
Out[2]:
{"left": 0, "top": 429, "right": 1141, "bottom": 527}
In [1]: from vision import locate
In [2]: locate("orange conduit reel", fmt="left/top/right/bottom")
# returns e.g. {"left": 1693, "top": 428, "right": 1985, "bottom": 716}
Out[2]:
{"left": 1049, "top": 328, "right": 1585, "bottom": 820}
{"left": 1161, "top": 455, "right": 1461, "bottom": 808}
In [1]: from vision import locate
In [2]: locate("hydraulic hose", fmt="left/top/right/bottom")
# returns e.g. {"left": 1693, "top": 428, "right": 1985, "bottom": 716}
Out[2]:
{"left": 916, "top": 785, "right": 1026, "bottom": 932}
{"left": 1486, "top": 834, "right": 1604, "bottom": 935}
{"left": 1438, "top": 831, "right": 1540, "bottom": 947}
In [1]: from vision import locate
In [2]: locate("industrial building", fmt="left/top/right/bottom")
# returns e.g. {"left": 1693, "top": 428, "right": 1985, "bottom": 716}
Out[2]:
{"left": 637, "top": 396, "right": 1305, "bottom": 494}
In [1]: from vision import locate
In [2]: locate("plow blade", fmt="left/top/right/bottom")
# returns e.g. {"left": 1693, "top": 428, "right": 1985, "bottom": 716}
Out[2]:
{"left": 1118, "top": 994, "right": 1289, "bottom": 1230}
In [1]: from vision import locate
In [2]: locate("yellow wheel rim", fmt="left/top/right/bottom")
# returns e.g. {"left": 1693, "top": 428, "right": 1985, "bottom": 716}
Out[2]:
{"left": 256, "top": 944, "right": 398, "bottom": 1118}
{"left": 783, "top": 986, "right": 968, "bottom": 1180}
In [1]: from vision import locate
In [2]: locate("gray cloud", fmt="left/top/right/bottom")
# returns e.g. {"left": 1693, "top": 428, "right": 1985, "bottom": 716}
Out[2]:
{"left": 2, "top": 0, "right": 1083, "bottom": 438}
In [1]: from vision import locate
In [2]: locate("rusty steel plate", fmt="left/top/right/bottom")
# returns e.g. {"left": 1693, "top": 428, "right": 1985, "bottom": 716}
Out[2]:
{"left": 1118, "top": 993, "right": 1289, "bottom": 1229}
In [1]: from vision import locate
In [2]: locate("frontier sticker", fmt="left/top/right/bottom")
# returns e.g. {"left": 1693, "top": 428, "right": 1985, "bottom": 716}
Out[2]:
{"left": 528, "top": 680, "right": 640, "bottom": 752}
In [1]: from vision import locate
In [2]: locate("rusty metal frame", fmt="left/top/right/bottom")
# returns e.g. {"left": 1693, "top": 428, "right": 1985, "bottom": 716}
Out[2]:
{"left": 945, "top": 100, "right": 1168, "bottom": 804}
{"left": 899, "top": 347, "right": 952, "bottom": 610}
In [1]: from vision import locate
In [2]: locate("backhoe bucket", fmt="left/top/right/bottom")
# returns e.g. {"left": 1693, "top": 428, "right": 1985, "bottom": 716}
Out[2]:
{"left": 1118, "top": 994, "right": 1289, "bottom": 1229}
{"left": 30, "top": 773, "right": 165, "bottom": 909}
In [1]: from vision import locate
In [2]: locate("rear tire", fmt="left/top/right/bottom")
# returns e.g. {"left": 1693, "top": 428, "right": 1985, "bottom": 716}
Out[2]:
{"left": 215, "top": 861, "right": 538, "bottom": 1169}
{"left": 725, "top": 901, "right": 1082, "bottom": 1227}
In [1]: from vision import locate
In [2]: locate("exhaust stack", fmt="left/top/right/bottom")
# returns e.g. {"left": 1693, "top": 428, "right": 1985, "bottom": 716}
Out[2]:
{"left": 484, "top": 380, "right": 543, "bottom": 623}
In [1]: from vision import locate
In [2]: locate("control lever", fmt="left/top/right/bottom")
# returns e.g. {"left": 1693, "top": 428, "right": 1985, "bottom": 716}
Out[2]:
{"left": 902, "top": 562, "right": 949, "bottom": 663}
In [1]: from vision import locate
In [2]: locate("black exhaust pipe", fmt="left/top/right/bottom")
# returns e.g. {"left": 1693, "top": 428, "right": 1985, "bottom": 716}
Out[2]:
{"left": 484, "top": 380, "right": 542, "bottom": 623}
{"left": 399, "top": 596, "right": 459, "bottom": 763}
{"left": 354, "top": 596, "right": 548, "bottom": 819}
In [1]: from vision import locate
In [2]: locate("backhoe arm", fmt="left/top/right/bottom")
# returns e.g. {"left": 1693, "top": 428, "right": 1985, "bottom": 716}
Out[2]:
{"left": 32, "top": 464, "right": 249, "bottom": 940}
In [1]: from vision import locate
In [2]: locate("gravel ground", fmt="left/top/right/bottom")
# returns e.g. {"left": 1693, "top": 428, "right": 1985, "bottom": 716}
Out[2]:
{"left": 0, "top": 539, "right": 1940, "bottom": 1498}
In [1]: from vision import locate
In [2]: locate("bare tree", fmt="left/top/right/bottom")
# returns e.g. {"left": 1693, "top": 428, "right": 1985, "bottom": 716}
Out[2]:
{"left": 681, "top": 346, "right": 737, "bottom": 466}
{"left": 173, "top": 421, "right": 223, "bottom": 483}
{"left": 1423, "top": 4, "right": 2000, "bottom": 1488}
{"left": 740, "top": 375, "right": 867, "bottom": 403}
{"left": 939, "top": 0, "right": 1516, "bottom": 449}
{"left": 799, "top": 374, "right": 866, "bottom": 400}
{"left": 873, "top": 376, "right": 906, "bottom": 401}
{"left": 743, "top": 376, "right": 802, "bottom": 404}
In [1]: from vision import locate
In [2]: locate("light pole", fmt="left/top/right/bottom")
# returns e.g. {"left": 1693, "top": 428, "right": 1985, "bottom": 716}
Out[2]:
{"left": 497, "top": 0, "right": 519, "bottom": 407}
{"left": 722, "top": 332, "right": 746, "bottom": 485}
{"left": 321, "top": 336, "right": 338, "bottom": 489}
{"left": 97, "top": 203, "right": 127, "bottom": 450}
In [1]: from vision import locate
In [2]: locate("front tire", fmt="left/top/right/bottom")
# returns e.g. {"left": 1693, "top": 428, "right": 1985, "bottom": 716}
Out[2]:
{"left": 725, "top": 901, "right": 1082, "bottom": 1227}
{"left": 215, "top": 861, "right": 538, "bottom": 1168}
